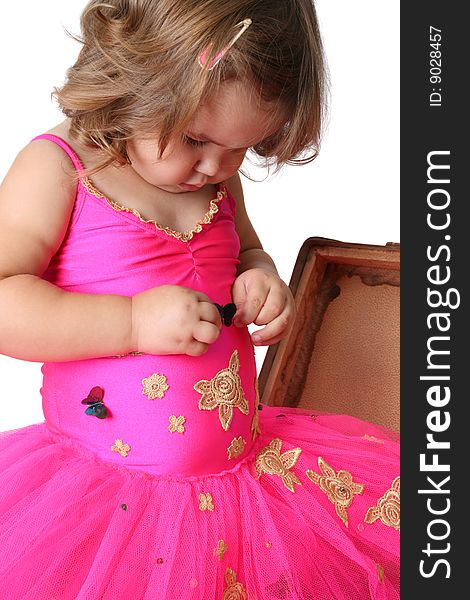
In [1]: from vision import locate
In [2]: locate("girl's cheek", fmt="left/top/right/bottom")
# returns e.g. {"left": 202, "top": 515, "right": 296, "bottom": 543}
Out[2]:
{"left": 222, "top": 153, "right": 246, "bottom": 174}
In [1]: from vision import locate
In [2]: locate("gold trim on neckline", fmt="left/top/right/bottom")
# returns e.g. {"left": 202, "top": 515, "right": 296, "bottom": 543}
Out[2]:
{"left": 81, "top": 177, "right": 227, "bottom": 242}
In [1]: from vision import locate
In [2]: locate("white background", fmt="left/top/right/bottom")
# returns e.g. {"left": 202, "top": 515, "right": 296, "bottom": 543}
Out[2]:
{"left": 0, "top": 1, "right": 399, "bottom": 431}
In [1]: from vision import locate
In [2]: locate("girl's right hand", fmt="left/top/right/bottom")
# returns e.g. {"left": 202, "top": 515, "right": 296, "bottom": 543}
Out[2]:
{"left": 131, "top": 285, "right": 222, "bottom": 356}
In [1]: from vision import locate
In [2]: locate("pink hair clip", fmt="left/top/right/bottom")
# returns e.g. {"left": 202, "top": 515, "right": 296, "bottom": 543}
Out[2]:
{"left": 198, "top": 18, "right": 252, "bottom": 71}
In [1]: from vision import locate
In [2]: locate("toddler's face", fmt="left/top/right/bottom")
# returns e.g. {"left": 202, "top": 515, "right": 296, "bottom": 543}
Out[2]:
{"left": 127, "top": 80, "right": 281, "bottom": 194}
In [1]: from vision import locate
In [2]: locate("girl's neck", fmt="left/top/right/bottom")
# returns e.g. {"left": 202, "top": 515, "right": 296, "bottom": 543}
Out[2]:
{"left": 45, "top": 120, "right": 220, "bottom": 234}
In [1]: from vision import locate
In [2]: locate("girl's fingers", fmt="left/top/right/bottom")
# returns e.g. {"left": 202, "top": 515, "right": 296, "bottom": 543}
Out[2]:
{"left": 193, "top": 319, "right": 221, "bottom": 345}
{"left": 199, "top": 301, "right": 223, "bottom": 327}
{"left": 232, "top": 277, "right": 246, "bottom": 306}
{"left": 194, "top": 290, "right": 212, "bottom": 303}
{"left": 251, "top": 309, "right": 292, "bottom": 345}
{"left": 253, "top": 332, "right": 286, "bottom": 346}
{"left": 253, "top": 287, "right": 287, "bottom": 326}
{"left": 234, "top": 288, "right": 269, "bottom": 326}
{"left": 231, "top": 278, "right": 248, "bottom": 323}
{"left": 186, "top": 340, "right": 209, "bottom": 357}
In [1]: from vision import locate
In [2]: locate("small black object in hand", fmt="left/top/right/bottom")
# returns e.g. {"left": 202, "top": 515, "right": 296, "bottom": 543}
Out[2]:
{"left": 214, "top": 302, "right": 237, "bottom": 326}
{"left": 81, "top": 386, "right": 109, "bottom": 419}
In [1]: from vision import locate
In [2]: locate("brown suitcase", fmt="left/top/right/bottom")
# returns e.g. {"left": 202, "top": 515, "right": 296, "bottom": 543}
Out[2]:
{"left": 259, "top": 238, "right": 400, "bottom": 432}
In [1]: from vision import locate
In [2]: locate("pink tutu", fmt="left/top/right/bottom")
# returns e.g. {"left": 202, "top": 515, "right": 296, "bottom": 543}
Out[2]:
{"left": 0, "top": 135, "right": 399, "bottom": 598}
{"left": 0, "top": 408, "right": 399, "bottom": 599}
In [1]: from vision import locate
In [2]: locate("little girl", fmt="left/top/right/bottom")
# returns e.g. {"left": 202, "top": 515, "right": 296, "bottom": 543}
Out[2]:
{"left": 0, "top": 1, "right": 399, "bottom": 598}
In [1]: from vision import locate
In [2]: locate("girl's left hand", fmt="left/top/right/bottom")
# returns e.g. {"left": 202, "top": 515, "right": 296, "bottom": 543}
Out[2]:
{"left": 231, "top": 268, "right": 296, "bottom": 345}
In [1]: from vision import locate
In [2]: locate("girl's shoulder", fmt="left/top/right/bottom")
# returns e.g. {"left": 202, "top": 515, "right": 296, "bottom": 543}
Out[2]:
{"left": 43, "top": 121, "right": 91, "bottom": 166}
{"left": 0, "top": 123, "right": 79, "bottom": 280}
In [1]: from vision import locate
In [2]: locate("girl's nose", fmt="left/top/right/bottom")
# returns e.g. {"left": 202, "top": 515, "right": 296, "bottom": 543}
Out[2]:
{"left": 194, "top": 153, "right": 219, "bottom": 177}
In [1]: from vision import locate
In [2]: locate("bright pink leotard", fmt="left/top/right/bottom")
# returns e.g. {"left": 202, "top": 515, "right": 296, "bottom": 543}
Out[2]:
{"left": 0, "top": 134, "right": 400, "bottom": 599}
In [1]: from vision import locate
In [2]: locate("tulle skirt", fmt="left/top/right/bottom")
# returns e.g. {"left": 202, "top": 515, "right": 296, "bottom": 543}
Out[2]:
{"left": 0, "top": 405, "right": 399, "bottom": 599}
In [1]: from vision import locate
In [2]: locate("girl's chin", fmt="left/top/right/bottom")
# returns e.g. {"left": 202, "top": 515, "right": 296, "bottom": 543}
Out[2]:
{"left": 179, "top": 183, "right": 205, "bottom": 192}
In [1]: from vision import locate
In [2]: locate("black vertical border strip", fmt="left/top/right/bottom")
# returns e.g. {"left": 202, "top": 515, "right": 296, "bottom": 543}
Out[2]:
{"left": 401, "top": 2, "right": 466, "bottom": 598}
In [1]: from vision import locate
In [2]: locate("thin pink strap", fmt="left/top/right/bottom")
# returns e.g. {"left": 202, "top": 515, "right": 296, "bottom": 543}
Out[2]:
{"left": 221, "top": 183, "right": 236, "bottom": 217}
{"left": 31, "top": 134, "right": 85, "bottom": 174}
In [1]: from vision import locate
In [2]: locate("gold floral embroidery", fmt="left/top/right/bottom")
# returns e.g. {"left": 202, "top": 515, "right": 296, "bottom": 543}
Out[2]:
{"left": 142, "top": 373, "right": 169, "bottom": 400}
{"left": 111, "top": 439, "right": 131, "bottom": 457}
{"left": 222, "top": 567, "right": 248, "bottom": 599}
{"left": 251, "top": 377, "right": 262, "bottom": 440}
{"left": 255, "top": 439, "right": 302, "bottom": 493}
{"left": 168, "top": 415, "right": 186, "bottom": 434}
{"left": 376, "top": 563, "right": 385, "bottom": 584}
{"left": 194, "top": 350, "right": 248, "bottom": 431}
{"left": 306, "top": 457, "right": 364, "bottom": 527}
{"left": 364, "top": 476, "right": 400, "bottom": 532}
{"left": 214, "top": 539, "right": 229, "bottom": 560}
{"left": 82, "top": 177, "right": 226, "bottom": 242}
{"left": 227, "top": 436, "right": 246, "bottom": 459}
{"left": 199, "top": 493, "right": 214, "bottom": 512}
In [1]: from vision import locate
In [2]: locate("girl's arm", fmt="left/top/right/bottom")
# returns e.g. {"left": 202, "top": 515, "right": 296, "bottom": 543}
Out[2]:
{"left": 228, "top": 173, "right": 295, "bottom": 345}
{"left": 227, "top": 173, "right": 278, "bottom": 276}
{"left": 0, "top": 140, "right": 220, "bottom": 361}
{"left": 0, "top": 140, "right": 134, "bottom": 362}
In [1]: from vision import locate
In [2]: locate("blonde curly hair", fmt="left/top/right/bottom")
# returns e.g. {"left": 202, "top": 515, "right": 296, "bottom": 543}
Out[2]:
{"left": 54, "top": 0, "right": 328, "bottom": 172}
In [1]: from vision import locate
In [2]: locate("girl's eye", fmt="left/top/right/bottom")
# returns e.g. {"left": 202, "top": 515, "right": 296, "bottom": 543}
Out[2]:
{"left": 183, "top": 135, "right": 205, "bottom": 148}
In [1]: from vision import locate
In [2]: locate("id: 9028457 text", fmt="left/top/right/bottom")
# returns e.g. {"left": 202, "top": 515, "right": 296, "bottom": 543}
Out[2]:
{"left": 429, "top": 26, "right": 442, "bottom": 108}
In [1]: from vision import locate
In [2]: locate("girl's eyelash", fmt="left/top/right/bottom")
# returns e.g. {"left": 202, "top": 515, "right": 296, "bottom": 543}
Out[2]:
{"left": 183, "top": 135, "right": 205, "bottom": 148}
